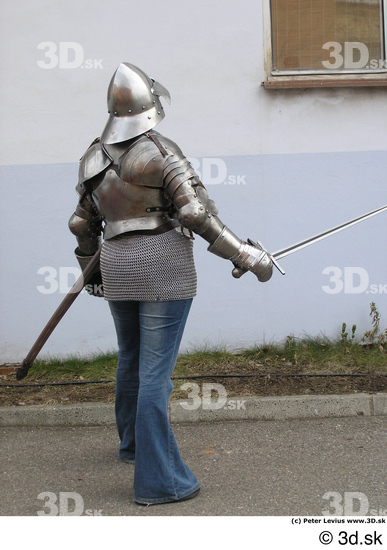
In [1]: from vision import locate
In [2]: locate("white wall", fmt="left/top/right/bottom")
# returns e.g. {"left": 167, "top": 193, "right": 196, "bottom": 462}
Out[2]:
{"left": 1, "top": 0, "right": 386, "bottom": 362}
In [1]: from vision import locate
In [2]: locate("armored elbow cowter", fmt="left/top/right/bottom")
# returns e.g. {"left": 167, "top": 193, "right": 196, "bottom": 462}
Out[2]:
{"left": 162, "top": 154, "right": 219, "bottom": 232}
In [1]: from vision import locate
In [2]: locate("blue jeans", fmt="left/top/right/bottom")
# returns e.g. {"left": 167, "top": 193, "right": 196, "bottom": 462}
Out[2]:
{"left": 108, "top": 298, "right": 200, "bottom": 504}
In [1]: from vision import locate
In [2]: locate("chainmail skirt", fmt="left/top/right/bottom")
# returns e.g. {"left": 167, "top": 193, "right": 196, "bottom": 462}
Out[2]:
{"left": 100, "top": 228, "right": 197, "bottom": 302}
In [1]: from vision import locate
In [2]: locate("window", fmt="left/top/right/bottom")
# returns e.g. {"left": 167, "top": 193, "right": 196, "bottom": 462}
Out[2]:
{"left": 263, "top": 0, "right": 387, "bottom": 88}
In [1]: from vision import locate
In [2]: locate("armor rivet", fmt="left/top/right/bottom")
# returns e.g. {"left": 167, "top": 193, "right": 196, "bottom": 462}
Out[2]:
{"left": 148, "top": 116, "right": 151, "bottom": 119}
{"left": 142, "top": 106, "right": 146, "bottom": 109}
{"left": 146, "top": 208, "right": 150, "bottom": 212}
{"left": 157, "top": 111, "right": 161, "bottom": 115}
{"left": 128, "top": 109, "right": 132, "bottom": 113}
{"left": 153, "top": 101, "right": 156, "bottom": 104}
{"left": 156, "top": 207, "right": 160, "bottom": 211}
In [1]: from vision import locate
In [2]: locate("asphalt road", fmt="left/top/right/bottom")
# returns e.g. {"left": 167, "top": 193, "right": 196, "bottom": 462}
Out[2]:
{"left": 1, "top": 416, "right": 386, "bottom": 517}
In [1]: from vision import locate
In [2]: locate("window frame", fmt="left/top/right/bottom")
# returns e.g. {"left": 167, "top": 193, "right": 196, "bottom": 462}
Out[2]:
{"left": 262, "top": 0, "right": 387, "bottom": 88}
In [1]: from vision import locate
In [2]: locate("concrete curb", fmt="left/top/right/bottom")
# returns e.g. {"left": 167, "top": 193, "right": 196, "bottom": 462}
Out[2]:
{"left": 170, "top": 393, "right": 386, "bottom": 422}
{"left": 0, "top": 393, "right": 386, "bottom": 427}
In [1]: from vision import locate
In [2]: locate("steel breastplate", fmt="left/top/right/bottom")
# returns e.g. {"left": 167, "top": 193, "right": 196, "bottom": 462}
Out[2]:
{"left": 92, "top": 167, "right": 178, "bottom": 239}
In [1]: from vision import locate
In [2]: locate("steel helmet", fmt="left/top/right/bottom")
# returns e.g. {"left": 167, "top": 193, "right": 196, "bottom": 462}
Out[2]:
{"left": 100, "top": 62, "right": 171, "bottom": 144}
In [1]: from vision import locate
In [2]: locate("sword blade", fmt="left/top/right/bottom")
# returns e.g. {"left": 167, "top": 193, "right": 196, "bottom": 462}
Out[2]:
{"left": 272, "top": 204, "right": 387, "bottom": 262}
{"left": 16, "top": 248, "right": 102, "bottom": 381}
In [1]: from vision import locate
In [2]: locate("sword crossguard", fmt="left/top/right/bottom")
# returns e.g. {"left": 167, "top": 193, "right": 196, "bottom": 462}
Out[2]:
{"left": 247, "top": 239, "right": 286, "bottom": 276}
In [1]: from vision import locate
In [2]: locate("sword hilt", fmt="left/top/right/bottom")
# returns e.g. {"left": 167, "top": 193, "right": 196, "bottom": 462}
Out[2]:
{"left": 248, "top": 239, "right": 285, "bottom": 276}
{"left": 231, "top": 239, "right": 285, "bottom": 278}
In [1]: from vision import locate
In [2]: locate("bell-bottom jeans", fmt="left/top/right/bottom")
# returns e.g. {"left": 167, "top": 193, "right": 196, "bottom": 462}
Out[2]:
{"left": 108, "top": 298, "right": 200, "bottom": 504}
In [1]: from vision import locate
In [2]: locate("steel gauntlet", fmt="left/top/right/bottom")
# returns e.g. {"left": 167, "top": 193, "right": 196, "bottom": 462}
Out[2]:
{"left": 230, "top": 241, "right": 273, "bottom": 282}
{"left": 207, "top": 227, "right": 273, "bottom": 282}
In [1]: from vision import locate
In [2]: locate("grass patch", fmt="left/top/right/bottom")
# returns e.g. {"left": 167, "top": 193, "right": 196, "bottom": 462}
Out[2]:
{"left": 28, "top": 352, "right": 119, "bottom": 382}
{"left": 20, "top": 334, "right": 387, "bottom": 384}
{"left": 1, "top": 302, "right": 386, "bottom": 406}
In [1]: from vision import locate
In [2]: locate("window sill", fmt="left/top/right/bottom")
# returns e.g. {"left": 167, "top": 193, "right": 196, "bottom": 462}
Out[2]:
{"left": 263, "top": 74, "right": 387, "bottom": 89}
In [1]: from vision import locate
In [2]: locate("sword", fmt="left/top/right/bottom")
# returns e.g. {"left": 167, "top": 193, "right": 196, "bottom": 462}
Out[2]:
{"left": 249, "top": 204, "right": 387, "bottom": 276}
{"left": 16, "top": 248, "right": 101, "bottom": 381}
